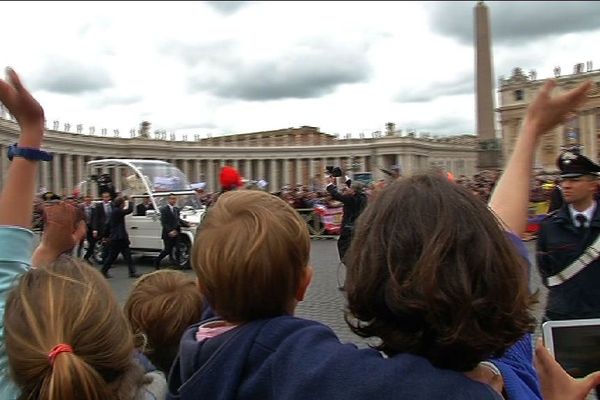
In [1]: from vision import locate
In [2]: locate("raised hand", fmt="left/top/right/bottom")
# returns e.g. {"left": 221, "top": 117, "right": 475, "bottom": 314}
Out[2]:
{"left": 32, "top": 202, "right": 78, "bottom": 267}
{"left": 525, "top": 79, "right": 592, "bottom": 138}
{"left": 0, "top": 68, "right": 44, "bottom": 135}
{"left": 534, "top": 339, "right": 600, "bottom": 400}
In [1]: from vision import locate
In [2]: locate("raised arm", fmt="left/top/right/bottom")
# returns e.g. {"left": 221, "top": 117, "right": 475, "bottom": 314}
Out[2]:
{"left": 488, "top": 80, "right": 592, "bottom": 234}
{"left": 0, "top": 68, "right": 45, "bottom": 227}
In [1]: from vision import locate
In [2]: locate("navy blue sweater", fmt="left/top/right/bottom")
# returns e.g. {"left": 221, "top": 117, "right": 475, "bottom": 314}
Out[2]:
{"left": 168, "top": 316, "right": 500, "bottom": 400}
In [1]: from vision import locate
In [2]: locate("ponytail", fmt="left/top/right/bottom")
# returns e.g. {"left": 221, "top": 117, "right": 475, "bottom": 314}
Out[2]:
{"left": 43, "top": 351, "right": 111, "bottom": 400}
{"left": 5, "top": 257, "right": 142, "bottom": 400}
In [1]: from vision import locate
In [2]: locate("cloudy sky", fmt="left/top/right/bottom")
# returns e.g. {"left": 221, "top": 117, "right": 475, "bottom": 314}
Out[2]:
{"left": 0, "top": 1, "right": 598, "bottom": 139}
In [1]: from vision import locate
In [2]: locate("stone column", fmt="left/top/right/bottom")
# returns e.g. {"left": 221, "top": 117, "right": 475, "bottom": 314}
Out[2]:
{"left": 283, "top": 159, "right": 290, "bottom": 186}
{"left": 257, "top": 159, "right": 265, "bottom": 180}
{"left": 376, "top": 154, "right": 385, "bottom": 179}
{"left": 75, "top": 155, "right": 84, "bottom": 188}
{"left": 207, "top": 159, "right": 215, "bottom": 192}
{"left": 52, "top": 153, "right": 61, "bottom": 193}
{"left": 308, "top": 158, "right": 315, "bottom": 182}
{"left": 295, "top": 158, "right": 302, "bottom": 185}
{"left": 180, "top": 159, "right": 186, "bottom": 177}
{"left": 245, "top": 159, "right": 253, "bottom": 180}
{"left": 65, "top": 154, "right": 74, "bottom": 194}
{"left": 193, "top": 160, "right": 201, "bottom": 183}
{"left": 233, "top": 159, "right": 240, "bottom": 172}
{"left": 270, "top": 159, "right": 278, "bottom": 191}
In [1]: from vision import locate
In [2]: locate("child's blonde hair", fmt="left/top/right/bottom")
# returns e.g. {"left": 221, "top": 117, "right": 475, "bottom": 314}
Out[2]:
{"left": 5, "top": 256, "right": 144, "bottom": 400}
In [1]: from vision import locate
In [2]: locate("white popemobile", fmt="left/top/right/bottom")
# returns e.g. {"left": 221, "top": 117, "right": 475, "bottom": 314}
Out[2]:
{"left": 81, "top": 159, "right": 206, "bottom": 268}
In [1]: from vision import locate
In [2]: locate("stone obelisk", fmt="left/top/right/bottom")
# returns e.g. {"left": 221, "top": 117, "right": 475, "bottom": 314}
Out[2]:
{"left": 475, "top": 1, "right": 501, "bottom": 170}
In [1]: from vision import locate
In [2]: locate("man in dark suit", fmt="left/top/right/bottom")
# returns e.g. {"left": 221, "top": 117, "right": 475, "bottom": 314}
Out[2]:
{"left": 136, "top": 196, "right": 155, "bottom": 216}
{"left": 92, "top": 191, "right": 113, "bottom": 263}
{"left": 79, "top": 194, "right": 96, "bottom": 261}
{"left": 325, "top": 175, "right": 368, "bottom": 264}
{"left": 154, "top": 193, "right": 190, "bottom": 269}
{"left": 101, "top": 195, "right": 140, "bottom": 278}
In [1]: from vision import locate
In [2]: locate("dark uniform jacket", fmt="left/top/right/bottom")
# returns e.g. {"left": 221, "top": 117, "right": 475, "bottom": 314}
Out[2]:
{"left": 326, "top": 185, "right": 367, "bottom": 229}
{"left": 159, "top": 204, "right": 190, "bottom": 240}
{"left": 106, "top": 202, "right": 134, "bottom": 242}
{"left": 92, "top": 201, "right": 113, "bottom": 238}
{"left": 536, "top": 202, "right": 600, "bottom": 320}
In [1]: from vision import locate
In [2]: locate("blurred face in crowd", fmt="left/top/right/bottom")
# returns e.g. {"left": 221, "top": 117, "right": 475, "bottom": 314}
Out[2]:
{"left": 559, "top": 175, "right": 599, "bottom": 206}
{"left": 84, "top": 195, "right": 92, "bottom": 205}
{"left": 168, "top": 195, "right": 177, "bottom": 207}
{"left": 102, "top": 192, "right": 111, "bottom": 203}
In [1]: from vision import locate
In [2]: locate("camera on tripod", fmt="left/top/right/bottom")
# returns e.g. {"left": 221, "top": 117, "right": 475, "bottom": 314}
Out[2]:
{"left": 325, "top": 166, "right": 343, "bottom": 178}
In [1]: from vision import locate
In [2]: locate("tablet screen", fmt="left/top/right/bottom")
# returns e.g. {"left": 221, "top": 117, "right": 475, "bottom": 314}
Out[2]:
{"left": 550, "top": 324, "right": 600, "bottom": 378}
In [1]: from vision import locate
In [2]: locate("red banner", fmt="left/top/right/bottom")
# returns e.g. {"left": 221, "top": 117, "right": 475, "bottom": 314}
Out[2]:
{"left": 314, "top": 205, "right": 343, "bottom": 235}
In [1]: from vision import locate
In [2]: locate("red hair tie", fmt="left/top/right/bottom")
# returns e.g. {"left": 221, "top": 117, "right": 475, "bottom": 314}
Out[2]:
{"left": 48, "top": 344, "right": 73, "bottom": 366}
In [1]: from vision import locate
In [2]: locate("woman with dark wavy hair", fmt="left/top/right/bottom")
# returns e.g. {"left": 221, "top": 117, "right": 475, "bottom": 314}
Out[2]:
{"left": 345, "top": 79, "right": 593, "bottom": 399}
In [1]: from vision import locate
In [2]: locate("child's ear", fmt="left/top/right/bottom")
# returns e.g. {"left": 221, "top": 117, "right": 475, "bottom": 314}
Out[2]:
{"left": 296, "top": 266, "right": 313, "bottom": 302}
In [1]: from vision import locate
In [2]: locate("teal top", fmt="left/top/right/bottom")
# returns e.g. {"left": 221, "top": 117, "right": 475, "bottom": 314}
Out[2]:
{"left": 0, "top": 226, "right": 34, "bottom": 400}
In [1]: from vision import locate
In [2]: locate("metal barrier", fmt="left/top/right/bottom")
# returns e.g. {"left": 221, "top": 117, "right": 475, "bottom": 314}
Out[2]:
{"left": 296, "top": 208, "right": 338, "bottom": 240}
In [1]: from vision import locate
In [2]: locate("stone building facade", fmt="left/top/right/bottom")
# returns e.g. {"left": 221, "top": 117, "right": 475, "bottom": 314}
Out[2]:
{"left": 0, "top": 119, "right": 478, "bottom": 195}
{"left": 498, "top": 64, "right": 600, "bottom": 171}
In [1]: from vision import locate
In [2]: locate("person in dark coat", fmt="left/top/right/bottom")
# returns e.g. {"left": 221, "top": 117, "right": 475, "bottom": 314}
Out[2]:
{"left": 537, "top": 150, "right": 600, "bottom": 321}
{"left": 136, "top": 196, "right": 155, "bottom": 216}
{"left": 92, "top": 191, "right": 113, "bottom": 262}
{"left": 154, "top": 194, "right": 190, "bottom": 269}
{"left": 78, "top": 194, "right": 95, "bottom": 261}
{"left": 101, "top": 196, "right": 139, "bottom": 278}
{"left": 325, "top": 174, "right": 368, "bottom": 265}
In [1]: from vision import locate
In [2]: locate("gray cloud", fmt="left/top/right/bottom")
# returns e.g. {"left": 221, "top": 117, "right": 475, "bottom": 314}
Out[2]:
{"left": 88, "top": 94, "right": 142, "bottom": 108}
{"left": 396, "top": 74, "right": 474, "bottom": 103}
{"left": 427, "top": 1, "right": 600, "bottom": 45}
{"left": 401, "top": 115, "right": 474, "bottom": 135}
{"left": 160, "top": 40, "right": 238, "bottom": 67}
{"left": 171, "top": 122, "right": 218, "bottom": 130}
{"left": 187, "top": 42, "right": 371, "bottom": 101}
{"left": 205, "top": 1, "right": 249, "bottom": 15}
{"left": 31, "top": 58, "right": 112, "bottom": 94}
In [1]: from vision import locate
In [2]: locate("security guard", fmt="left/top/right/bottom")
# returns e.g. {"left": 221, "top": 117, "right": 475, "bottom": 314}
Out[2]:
{"left": 537, "top": 150, "right": 600, "bottom": 320}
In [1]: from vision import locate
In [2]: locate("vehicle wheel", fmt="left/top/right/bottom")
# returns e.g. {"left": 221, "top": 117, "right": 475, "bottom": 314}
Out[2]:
{"left": 172, "top": 236, "right": 191, "bottom": 269}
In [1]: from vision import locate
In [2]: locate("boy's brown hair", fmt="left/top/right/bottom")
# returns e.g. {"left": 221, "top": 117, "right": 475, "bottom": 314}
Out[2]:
{"left": 192, "top": 190, "right": 310, "bottom": 323}
{"left": 124, "top": 270, "right": 203, "bottom": 373}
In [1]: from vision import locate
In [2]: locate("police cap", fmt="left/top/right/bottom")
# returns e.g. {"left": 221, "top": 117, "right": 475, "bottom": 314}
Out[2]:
{"left": 557, "top": 151, "right": 600, "bottom": 178}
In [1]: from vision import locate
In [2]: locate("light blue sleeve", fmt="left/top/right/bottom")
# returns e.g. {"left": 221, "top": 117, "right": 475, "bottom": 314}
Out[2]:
{"left": 0, "top": 226, "right": 34, "bottom": 400}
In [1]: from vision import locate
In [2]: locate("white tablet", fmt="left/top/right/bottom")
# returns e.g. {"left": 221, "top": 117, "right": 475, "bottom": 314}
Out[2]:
{"left": 542, "top": 318, "right": 600, "bottom": 378}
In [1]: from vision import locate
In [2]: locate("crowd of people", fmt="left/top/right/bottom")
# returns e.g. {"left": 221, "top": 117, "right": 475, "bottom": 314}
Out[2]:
{"left": 2, "top": 68, "right": 600, "bottom": 400}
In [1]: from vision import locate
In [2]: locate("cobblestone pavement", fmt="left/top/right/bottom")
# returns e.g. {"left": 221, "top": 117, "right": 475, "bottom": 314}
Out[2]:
{"left": 107, "top": 239, "right": 546, "bottom": 347}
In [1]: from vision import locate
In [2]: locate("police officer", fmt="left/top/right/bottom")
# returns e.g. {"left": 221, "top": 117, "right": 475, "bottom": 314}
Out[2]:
{"left": 537, "top": 150, "right": 600, "bottom": 321}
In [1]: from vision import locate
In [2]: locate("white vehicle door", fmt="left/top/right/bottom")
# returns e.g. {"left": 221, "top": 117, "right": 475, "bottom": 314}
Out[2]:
{"left": 127, "top": 212, "right": 163, "bottom": 250}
